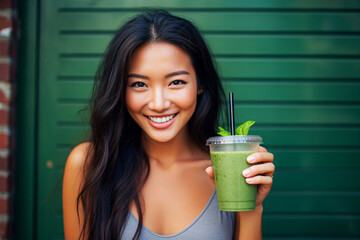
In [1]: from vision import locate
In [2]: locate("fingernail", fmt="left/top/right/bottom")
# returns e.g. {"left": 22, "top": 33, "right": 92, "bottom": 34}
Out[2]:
{"left": 247, "top": 155, "right": 256, "bottom": 163}
{"left": 243, "top": 169, "right": 251, "bottom": 176}
{"left": 246, "top": 177, "right": 254, "bottom": 183}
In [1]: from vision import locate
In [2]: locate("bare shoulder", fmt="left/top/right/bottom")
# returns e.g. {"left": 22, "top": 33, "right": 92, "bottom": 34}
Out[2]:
{"left": 63, "top": 142, "right": 93, "bottom": 239}
{"left": 63, "top": 141, "right": 93, "bottom": 191}
{"left": 63, "top": 142, "right": 93, "bottom": 205}
{"left": 66, "top": 142, "right": 92, "bottom": 170}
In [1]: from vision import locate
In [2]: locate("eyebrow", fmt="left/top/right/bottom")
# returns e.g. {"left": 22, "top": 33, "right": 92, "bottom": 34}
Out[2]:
{"left": 127, "top": 70, "right": 190, "bottom": 80}
{"left": 165, "top": 71, "right": 190, "bottom": 78}
{"left": 127, "top": 73, "right": 149, "bottom": 80}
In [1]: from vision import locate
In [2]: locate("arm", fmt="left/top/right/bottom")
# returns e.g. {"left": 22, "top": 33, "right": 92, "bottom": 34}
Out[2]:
{"left": 62, "top": 142, "right": 90, "bottom": 240}
{"left": 233, "top": 205, "right": 263, "bottom": 240}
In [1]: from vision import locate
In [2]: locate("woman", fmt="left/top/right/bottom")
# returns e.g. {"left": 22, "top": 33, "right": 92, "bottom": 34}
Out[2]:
{"left": 63, "top": 10, "right": 275, "bottom": 240}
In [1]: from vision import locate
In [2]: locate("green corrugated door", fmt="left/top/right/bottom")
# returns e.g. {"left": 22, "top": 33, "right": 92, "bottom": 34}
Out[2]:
{"left": 32, "top": 1, "right": 360, "bottom": 239}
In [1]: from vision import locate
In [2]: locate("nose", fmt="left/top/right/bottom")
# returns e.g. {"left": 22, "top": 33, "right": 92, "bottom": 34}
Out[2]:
{"left": 148, "top": 87, "right": 170, "bottom": 112}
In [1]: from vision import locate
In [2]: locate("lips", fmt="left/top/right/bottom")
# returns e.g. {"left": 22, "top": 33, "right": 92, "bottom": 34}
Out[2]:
{"left": 147, "top": 113, "right": 177, "bottom": 123}
{"left": 145, "top": 113, "right": 178, "bottom": 129}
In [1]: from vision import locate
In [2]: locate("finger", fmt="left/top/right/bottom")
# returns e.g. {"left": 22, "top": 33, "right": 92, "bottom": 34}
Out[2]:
{"left": 247, "top": 152, "right": 274, "bottom": 164}
{"left": 205, "top": 166, "right": 214, "bottom": 180}
{"left": 257, "top": 146, "right": 268, "bottom": 152}
{"left": 242, "top": 162, "right": 275, "bottom": 178}
{"left": 246, "top": 175, "right": 273, "bottom": 185}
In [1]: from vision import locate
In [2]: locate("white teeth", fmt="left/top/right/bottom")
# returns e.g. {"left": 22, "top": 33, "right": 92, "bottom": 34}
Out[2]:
{"left": 148, "top": 114, "right": 176, "bottom": 123}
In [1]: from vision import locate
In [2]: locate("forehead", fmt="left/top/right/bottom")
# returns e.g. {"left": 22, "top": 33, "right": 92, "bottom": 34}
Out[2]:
{"left": 128, "top": 42, "right": 194, "bottom": 74}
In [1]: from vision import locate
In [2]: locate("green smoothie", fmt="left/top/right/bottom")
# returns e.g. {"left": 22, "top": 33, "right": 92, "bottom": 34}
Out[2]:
{"left": 211, "top": 151, "right": 257, "bottom": 211}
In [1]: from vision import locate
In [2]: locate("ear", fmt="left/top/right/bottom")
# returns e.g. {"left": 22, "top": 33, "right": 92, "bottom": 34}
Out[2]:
{"left": 197, "top": 88, "right": 203, "bottom": 95}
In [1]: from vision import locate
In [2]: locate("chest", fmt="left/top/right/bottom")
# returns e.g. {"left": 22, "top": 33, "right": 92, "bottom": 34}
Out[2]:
{"left": 130, "top": 163, "right": 214, "bottom": 236}
{"left": 124, "top": 189, "right": 235, "bottom": 240}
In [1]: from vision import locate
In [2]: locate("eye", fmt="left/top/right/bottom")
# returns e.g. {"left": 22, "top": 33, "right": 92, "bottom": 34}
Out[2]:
{"left": 130, "top": 82, "right": 148, "bottom": 88}
{"left": 169, "top": 80, "right": 187, "bottom": 86}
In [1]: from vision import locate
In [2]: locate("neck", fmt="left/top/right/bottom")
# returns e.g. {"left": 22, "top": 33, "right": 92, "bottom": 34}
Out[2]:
{"left": 142, "top": 128, "right": 203, "bottom": 169}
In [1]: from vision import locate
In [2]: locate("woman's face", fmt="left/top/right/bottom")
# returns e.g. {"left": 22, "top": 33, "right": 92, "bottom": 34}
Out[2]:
{"left": 126, "top": 42, "right": 199, "bottom": 143}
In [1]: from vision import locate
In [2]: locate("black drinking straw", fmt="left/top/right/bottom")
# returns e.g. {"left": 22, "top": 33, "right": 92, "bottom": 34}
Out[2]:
{"left": 229, "top": 92, "right": 235, "bottom": 135}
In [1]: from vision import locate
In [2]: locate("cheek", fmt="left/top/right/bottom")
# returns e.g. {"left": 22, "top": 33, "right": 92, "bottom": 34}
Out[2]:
{"left": 176, "top": 88, "right": 198, "bottom": 111}
{"left": 126, "top": 91, "right": 143, "bottom": 113}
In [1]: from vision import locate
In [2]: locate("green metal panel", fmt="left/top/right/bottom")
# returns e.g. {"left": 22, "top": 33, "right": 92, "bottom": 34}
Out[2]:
{"left": 58, "top": 11, "right": 360, "bottom": 32}
{"left": 57, "top": 58, "right": 360, "bottom": 79}
{"left": 37, "top": 0, "right": 67, "bottom": 239}
{"left": 59, "top": 34, "right": 360, "bottom": 56}
{"left": 15, "top": 0, "right": 38, "bottom": 239}
{"left": 29, "top": 0, "right": 360, "bottom": 239}
{"left": 57, "top": 0, "right": 360, "bottom": 10}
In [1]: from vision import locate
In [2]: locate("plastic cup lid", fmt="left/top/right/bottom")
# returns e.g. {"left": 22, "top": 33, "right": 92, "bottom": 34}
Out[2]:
{"left": 206, "top": 135, "right": 263, "bottom": 145}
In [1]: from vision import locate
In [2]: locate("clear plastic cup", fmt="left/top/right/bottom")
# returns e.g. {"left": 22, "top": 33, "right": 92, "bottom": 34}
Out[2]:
{"left": 206, "top": 135, "right": 263, "bottom": 211}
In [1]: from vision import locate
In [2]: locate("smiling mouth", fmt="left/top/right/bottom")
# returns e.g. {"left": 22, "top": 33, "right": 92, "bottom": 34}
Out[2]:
{"left": 146, "top": 113, "right": 178, "bottom": 123}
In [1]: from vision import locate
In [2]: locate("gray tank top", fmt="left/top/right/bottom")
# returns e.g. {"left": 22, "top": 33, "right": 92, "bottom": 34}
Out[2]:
{"left": 121, "top": 189, "right": 235, "bottom": 239}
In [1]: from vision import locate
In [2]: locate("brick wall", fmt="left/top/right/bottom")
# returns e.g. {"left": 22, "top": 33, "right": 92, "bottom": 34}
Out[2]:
{"left": 0, "top": 0, "right": 16, "bottom": 239}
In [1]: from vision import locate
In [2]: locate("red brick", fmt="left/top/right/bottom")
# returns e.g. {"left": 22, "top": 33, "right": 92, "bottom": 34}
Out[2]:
{"left": 0, "top": 132, "right": 9, "bottom": 149}
{"left": 9, "top": 112, "right": 14, "bottom": 149}
{"left": 0, "top": 155, "right": 8, "bottom": 170}
{"left": 0, "top": 41, "right": 9, "bottom": 56}
{"left": 0, "top": 63, "right": 9, "bottom": 81}
{"left": 0, "top": 16, "right": 11, "bottom": 30}
{"left": 0, "top": 198, "right": 8, "bottom": 214}
{"left": 0, "top": 2, "right": 14, "bottom": 239}
{"left": 0, "top": 86, "right": 9, "bottom": 105}
{"left": 0, "top": 0, "right": 11, "bottom": 9}
{"left": 0, "top": 221, "right": 10, "bottom": 238}
{"left": 0, "top": 109, "right": 9, "bottom": 125}
{"left": 0, "top": 175, "right": 9, "bottom": 191}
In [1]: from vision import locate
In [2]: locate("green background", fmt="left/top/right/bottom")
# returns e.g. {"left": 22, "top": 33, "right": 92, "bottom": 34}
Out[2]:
{"left": 16, "top": 0, "right": 360, "bottom": 239}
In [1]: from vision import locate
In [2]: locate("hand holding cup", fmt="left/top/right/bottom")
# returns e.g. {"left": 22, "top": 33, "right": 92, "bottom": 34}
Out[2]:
{"left": 205, "top": 145, "right": 274, "bottom": 210}
{"left": 242, "top": 146, "right": 275, "bottom": 208}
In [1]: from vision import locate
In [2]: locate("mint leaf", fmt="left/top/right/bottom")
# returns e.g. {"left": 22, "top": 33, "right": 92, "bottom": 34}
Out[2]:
{"left": 217, "top": 121, "right": 255, "bottom": 136}
{"left": 217, "top": 127, "right": 231, "bottom": 136}
{"left": 235, "top": 121, "right": 255, "bottom": 135}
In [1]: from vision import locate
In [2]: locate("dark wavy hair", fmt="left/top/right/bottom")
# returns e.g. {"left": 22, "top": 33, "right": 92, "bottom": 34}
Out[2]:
{"left": 77, "top": 10, "right": 225, "bottom": 240}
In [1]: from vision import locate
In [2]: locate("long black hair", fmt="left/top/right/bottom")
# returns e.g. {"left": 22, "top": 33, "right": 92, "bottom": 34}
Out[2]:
{"left": 77, "top": 10, "right": 225, "bottom": 240}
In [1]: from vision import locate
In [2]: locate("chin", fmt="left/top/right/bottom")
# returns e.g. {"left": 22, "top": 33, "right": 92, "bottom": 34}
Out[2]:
{"left": 148, "top": 134, "right": 176, "bottom": 143}
{"left": 142, "top": 129, "right": 180, "bottom": 143}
